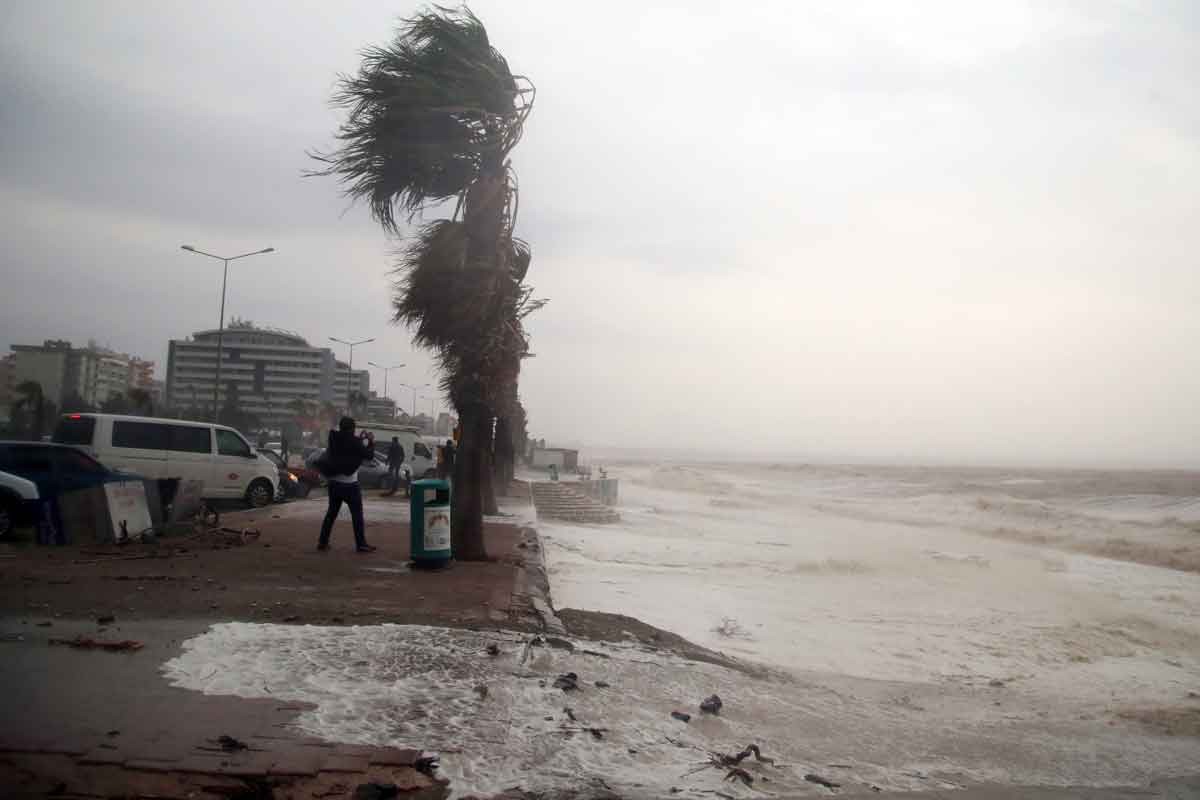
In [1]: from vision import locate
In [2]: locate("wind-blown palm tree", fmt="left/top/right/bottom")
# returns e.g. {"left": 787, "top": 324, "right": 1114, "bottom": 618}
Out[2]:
{"left": 312, "top": 7, "right": 538, "bottom": 560}
{"left": 126, "top": 387, "right": 154, "bottom": 417}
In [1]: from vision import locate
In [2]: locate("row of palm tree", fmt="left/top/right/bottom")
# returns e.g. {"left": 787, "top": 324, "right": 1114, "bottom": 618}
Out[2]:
{"left": 313, "top": 7, "right": 542, "bottom": 559}
{"left": 6, "top": 382, "right": 160, "bottom": 440}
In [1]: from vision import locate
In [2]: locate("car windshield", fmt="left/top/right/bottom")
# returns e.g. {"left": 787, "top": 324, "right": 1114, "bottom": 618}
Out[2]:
{"left": 51, "top": 448, "right": 108, "bottom": 474}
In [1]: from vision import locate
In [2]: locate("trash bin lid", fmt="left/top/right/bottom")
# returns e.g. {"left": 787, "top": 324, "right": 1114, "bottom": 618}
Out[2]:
{"left": 411, "top": 478, "right": 450, "bottom": 490}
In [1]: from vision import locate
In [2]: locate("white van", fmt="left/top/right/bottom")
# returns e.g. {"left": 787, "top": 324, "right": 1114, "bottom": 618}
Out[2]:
{"left": 355, "top": 422, "right": 438, "bottom": 478}
{"left": 52, "top": 413, "right": 278, "bottom": 507}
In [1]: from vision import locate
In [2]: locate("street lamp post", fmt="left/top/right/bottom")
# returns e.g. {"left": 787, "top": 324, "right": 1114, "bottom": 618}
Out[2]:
{"left": 329, "top": 337, "right": 374, "bottom": 414}
{"left": 366, "top": 361, "right": 406, "bottom": 403}
{"left": 181, "top": 244, "right": 275, "bottom": 422}
{"left": 398, "top": 383, "right": 429, "bottom": 417}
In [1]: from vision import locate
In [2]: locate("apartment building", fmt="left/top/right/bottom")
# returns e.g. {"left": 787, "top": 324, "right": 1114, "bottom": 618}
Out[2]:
{"left": 165, "top": 325, "right": 369, "bottom": 425}
{"left": 6, "top": 340, "right": 157, "bottom": 409}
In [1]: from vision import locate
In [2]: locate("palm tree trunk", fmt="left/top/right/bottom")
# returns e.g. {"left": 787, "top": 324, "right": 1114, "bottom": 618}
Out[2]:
{"left": 452, "top": 160, "right": 510, "bottom": 559}
{"left": 482, "top": 437, "right": 500, "bottom": 515}
{"left": 451, "top": 403, "right": 489, "bottom": 561}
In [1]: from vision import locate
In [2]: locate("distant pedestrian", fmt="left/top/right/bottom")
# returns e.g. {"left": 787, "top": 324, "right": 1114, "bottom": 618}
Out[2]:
{"left": 316, "top": 416, "right": 376, "bottom": 553}
{"left": 386, "top": 436, "right": 405, "bottom": 492}
{"left": 440, "top": 438, "right": 456, "bottom": 480}
{"left": 280, "top": 436, "right": 290, "bottom": 465}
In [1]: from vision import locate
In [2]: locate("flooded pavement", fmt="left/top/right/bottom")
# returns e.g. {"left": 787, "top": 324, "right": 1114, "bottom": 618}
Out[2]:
{"left": 163, "top": 622, "right": 1199, "bottom": 798}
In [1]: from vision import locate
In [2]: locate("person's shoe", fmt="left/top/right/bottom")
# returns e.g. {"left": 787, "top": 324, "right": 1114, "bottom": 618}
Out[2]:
{"left": 355, "top": 544, "right": 377, "bottom": 553}
{"left": 316, "top": 543, "right": 330, "bottom": 552}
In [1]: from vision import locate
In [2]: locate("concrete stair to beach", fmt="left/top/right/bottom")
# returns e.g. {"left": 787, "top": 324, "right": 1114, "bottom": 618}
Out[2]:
{"left": 530, "top": 481, "right": 621, "bottom": 524}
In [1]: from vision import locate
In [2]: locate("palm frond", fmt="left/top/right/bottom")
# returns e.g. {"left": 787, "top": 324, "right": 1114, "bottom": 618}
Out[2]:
{"left": 308, "top": 5, "right": 535, "bottom": 231}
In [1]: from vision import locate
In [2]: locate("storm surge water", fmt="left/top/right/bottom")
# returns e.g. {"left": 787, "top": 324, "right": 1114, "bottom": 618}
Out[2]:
{"left": 161, "top": 461, "right": 1200, "bottom": 796}
{"left": 541, "top": 460, "right": 1200, "bottom": 704}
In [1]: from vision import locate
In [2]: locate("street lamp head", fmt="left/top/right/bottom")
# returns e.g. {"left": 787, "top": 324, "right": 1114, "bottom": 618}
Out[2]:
{"left": 259, "top": 247, "right": 275, "bottom": 254}
{"left": 181, "top": 245, "right": 195, "bottom": 251}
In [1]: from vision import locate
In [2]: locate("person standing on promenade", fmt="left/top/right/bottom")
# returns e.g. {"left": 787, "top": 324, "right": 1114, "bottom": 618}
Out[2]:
{"left": 439, "top": 438, "right": 456, "bottom": 481}
{"left": 317, "top": 416, "right": 376, "bottom": 553}
{"left": 386, "top": 436, "right": 405, "bottom": 493}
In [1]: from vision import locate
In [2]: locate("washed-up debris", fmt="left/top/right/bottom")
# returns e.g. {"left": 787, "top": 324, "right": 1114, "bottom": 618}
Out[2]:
{"left": 989, "top": 678, "right": 1006, "bottom": 688}
{"left": 595, "top": 680, "right": 610, "bottom": 688}
{"left": 354, "top": 781, "right": 399, "bottom": 800}
{"left": 564, "top": 706, "right": 577, "bottom": 721}
{"left": 414, "top": 754, "right": 439, "bottom": 775}
{"left": 216, "top": 735, "right": 248, "bottom": 752}
{"left": 553, "top": 672, "right": 580, "bottom": 691}
{"left": 724, "top": 767, "right": 753, "bottom": 786}
{"left": 486, "top": 643, "right": 500, "bottom": 656}
{"left": 588, "top": 727, "right": 604, "bottom": 740}
{"left": 719, "top": 744, "right": 774, "bottom": 766}
{"left": 73, "top": 554, "right": 157, "bottom": 565}
{"left": 474, "top": 684, "right": 489, "bottom": 699}
{"left": 805, "top": 773, "right": 841, "bottom": 789}
{"left": 671, "top": 711, "right": 692, "bottom": 723}
{"left": 700, "top": 694, "right": 723, "bottom": 714}
{"left": 49, "top": 636, "right": 142, "bottom": 652}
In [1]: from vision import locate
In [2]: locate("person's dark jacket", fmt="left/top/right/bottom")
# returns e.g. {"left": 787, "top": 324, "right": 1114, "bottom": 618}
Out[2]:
{"left": 323, "top": 429, "right": 374, "bottom": 477}
{"left": 387, "top": 441, "right": 404, "bottom": 467}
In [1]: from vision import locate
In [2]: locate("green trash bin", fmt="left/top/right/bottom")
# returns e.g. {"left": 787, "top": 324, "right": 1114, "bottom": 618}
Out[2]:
{"left": 410, "top": 479, "right": 452, "bottom": 567}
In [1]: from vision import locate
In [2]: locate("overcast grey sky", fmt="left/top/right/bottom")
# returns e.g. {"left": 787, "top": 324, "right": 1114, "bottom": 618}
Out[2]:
{"left": 2, "top": 1, "right": 1198, "bottom": 467}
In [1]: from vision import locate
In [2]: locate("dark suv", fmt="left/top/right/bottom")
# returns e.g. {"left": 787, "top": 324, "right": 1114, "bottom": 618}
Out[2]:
{"left": 0, "top": 442, "right": 130, "bottom": 538}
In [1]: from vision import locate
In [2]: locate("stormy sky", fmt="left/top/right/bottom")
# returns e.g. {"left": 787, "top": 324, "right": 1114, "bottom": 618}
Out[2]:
{"left": 2, "top": 1, "right": 1198, "bottom": 467}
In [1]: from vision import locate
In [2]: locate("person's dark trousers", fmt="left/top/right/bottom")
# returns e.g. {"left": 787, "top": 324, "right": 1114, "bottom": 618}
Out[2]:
{"left": 318, "top": 481, "right": 367, "bottom": 549}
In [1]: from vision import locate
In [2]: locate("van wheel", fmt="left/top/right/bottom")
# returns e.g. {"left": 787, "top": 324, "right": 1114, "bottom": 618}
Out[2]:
{"left": 246, "top": 479, "right": 273, "bottom": 508}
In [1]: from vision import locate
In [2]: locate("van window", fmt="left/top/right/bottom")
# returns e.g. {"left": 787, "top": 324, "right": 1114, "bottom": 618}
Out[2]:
{"left": 112, "top": 420, "right": 168, "bottom": 450}
{"left": 169, "top": 425, "right": 211, "bottom": 454}
{"left": 414, "top": 442, "right": 432, "bottom": 459}
{"left": 216, "top": 429, "right": 251, "bottom": 458}
{"left": 52, "top": 416, "right": 96, "bottom": 446}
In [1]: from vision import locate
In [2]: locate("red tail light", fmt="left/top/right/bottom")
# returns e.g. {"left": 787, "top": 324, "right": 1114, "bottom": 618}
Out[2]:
{"left": 69, "top": 414, "right": 82, "bottom": 419}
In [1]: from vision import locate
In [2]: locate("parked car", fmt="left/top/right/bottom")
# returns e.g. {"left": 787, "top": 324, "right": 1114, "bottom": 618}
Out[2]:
{"left": 259, "top": 448, "right": 311, "bottom": 499}
{"left": 52, "top": 413, "right": 278, "bottom": 508}
{"left": 0, "top": 442, "right": 133, "bottom": 538}
{"left": 304, "top": 449, "right": 396, "bottom": 490}
{"left": 0, "top": 467, "right": 38, "bottom": 539}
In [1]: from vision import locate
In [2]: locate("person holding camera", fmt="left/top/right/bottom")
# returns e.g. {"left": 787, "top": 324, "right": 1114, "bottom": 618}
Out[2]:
{"left": 316, "top": 416, "right": 376, "bottom": 552}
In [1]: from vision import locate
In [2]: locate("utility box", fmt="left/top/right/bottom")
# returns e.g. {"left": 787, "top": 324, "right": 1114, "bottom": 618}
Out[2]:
{"left": 410, "top": 478, "right": 452, "bottom": 567}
